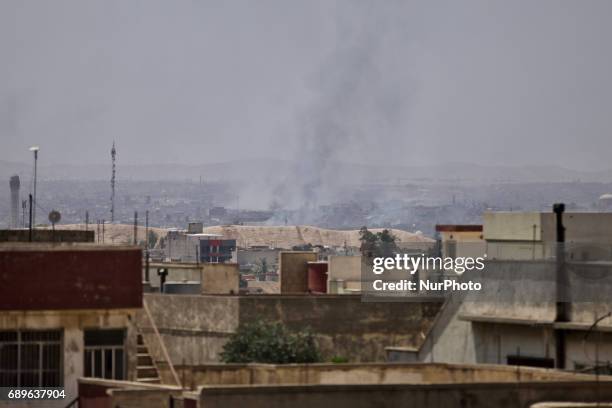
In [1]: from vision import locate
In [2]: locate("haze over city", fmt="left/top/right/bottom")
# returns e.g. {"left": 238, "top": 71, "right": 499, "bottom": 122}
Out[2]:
{"left": 2, "top": 0, "right": 612, "bottom": 170}
{"left": 2, "top": 0, "right": 612, "bottom": 227}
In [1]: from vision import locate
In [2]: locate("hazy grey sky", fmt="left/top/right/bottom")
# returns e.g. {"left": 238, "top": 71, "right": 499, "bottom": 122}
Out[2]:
{"left": 1, "top": 0, "right": 612, "bottom": 171}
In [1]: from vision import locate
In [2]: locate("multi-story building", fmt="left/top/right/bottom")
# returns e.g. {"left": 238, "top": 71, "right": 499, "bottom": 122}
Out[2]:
{"left": 0, "top": 243, "right": 142, "bottom": 406}
{"left": 166, "top": 229, "right": 236, "bottom": 263}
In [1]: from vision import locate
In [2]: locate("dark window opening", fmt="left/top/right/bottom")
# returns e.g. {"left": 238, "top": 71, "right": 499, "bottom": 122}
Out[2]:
{"left": 507, "top": 355, "right": 555, "bottom": 368}
{"left": 84, "top": 329, "right": 126, "bottom": 380}
{"left": 0, "top": 330, "right": 62, "bottom": 387}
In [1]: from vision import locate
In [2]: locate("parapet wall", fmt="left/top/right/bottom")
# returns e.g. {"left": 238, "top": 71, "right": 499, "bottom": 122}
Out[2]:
{"left": 0, "top": 229, "right": 94, "bottom": 243}
{"left": 174, "top": 362, "right": 600, "bottom": 389}
{"left": 140, "top": 293, "right": 440, "bottom": 373}
{"left": 197, "top": 381, "right": 612, "bottom": 408}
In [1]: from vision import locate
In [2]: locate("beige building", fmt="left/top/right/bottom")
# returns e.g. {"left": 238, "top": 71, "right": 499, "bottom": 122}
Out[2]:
{"left": 483, "top": 211, "right": 612, "bottom": 261}
{"left": 435, "top": 224, "right": 485, "bottom": 259}
{"left": 145, "top": 261, "right": 239, "bottom": 294}
{"left": 0, "top": 244, "right": 143, "bottom": 408}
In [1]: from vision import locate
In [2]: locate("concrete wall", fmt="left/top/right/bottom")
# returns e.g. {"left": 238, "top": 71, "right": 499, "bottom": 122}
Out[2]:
{"left": 166, "top": 232, "right": 197, "bottom": 262}
{"left": 279, "top": 251, "right": 317, "bottom": 293}
{"left": 136, "top": 294, "right": 239, "bottom": 373}
{"left": 0, "top": 229, "right": 94, "bottom": 243}
{"left": 174, "top": 362, "right": 598, "bottom": 389}
{"left": 202, "top": 263, "right": 239, "bottom": 294}
{"left": 74, "top": 364, "right": 612, "bottom": 408}
{"left": 146, "top": 262, "right": 202, "bottom": 289}
{"left": 144, "top": 262, "right": 239, "bottom": 294}
{"left": 438, "top": 230, "right": 486, "bottom": 259}
{"left": 196, "top": 381, "right": 612, "bottom": 408}
{"left": 483, "top": 212, "right": 542, "bottom": 242}
{"left": 484, "top": 212, "right": 612, "bottom": 261}
{"left": 141, "top": 294, "right": 440, "bottom": 369}
{"left": 540, "top": 213, "right": 612, "bottom": 245}
{"left": 237, "top": 295, "right": 439, "bottom": 362}
{"left": 0, "top": 310, "right": 138, "bottom": 408}
{"left": 327, "top": 255, "right": 362, "bottom": 293}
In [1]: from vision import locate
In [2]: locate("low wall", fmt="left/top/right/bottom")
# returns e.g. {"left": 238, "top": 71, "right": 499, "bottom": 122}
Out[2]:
{"left": 141, "top": 293, "right": 439, "bottom": 369}
{"left": 0, "top": 229, "right": 94, "bottom": 242}
{"left": 78, "top": 378, "right": 182, "bottom": 408}
{"left": 136, "top": 294, "right": 239, "bottom": 384}
{"left": 238, "top": 295, "right": 440, "bottom": 362}
{"left": 202, "top": 263, "right": 239, "bottom": 294}
{"left": 197, "top": 381, "right": 612, "bottom": 408}
{"left": 173, "top": 362, "right": 601, "bottom": 390}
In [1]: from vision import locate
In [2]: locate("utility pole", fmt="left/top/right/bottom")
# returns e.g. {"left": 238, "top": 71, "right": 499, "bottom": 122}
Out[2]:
{"left": 133, "top": 211, "right": 138, "bottom": 245}
{"left": 29, "top": 146, "right": 39, "bottom": 227}
{"left": 110, "top": 142, "right": 116, "bottom": 222}
{"left": 145, "top": 210, "right": 150, "bottom": 282}
{"left": 28, "top": 194, "right": 33, "bottom": 242}
{"left": 22, "top": 200, "right": 27, "bottom": 228}
{"left": 554, "top": 203, "right": 569, "bottom": 369}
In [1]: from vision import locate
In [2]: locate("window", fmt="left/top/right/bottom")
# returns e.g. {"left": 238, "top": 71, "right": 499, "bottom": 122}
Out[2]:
{"left": 0, "top": 330, "right": 62, "bottom": 387}
{"left": 84, "top": 329, "right": 125, "bottom": 380}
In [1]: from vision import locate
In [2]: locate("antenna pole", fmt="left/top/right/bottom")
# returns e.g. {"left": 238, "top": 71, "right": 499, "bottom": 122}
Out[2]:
{"left": 145, "top": 210, "right": 150, "bottom": 282}
{"left": 111, "top": 142, "right": 116, "bottom": 222}
{"left": 28, "top": 194, "right": 33, "bottom": 242}
{"left": 133, "top": 211, "right": 138, "bottom": 245}
{"left": 32, "top": 150, "right": 37, "bottom": 227}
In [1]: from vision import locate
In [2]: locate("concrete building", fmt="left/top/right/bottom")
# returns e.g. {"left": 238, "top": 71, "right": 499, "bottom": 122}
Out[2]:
{"left": 166, "top": 229, "right": 236, "bottom": 263}
{"left": 483, "top": 211, "right": 612, "bottom": 261}
{"left": 387, "top": 259, "right": 612, "bottom": 373}
{"left": 279, "top": 251, "right": 318, "bottom": 293}
{"left": 598, "top": 193, "right": 612, "bottom": 210}
{"left": 384, "top": 209, "right": 612, "bottom": 375}
{"left": 327, "top": 255, "right": 363, "bottom": 293}
{"left": 9, "top": 175, "right": 19, "bottom": 229}
{"left": 236, "top": 246, "right": 279, "bottom": 277}
{"left": 435, "top": 224, "right": 485, "bottom": 259}
{"left": 0, "top": 244, "right": 142, "bottom": 407}
{"left": 144, "top": 262, "right": 239, "bottom": 294}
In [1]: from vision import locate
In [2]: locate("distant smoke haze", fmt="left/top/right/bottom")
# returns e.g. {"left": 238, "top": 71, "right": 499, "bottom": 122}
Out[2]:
{"left": 2, "top": 1, "right": 612, "bottom": 189}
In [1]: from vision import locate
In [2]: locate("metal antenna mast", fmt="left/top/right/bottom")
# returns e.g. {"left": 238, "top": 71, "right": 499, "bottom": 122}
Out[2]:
{"left": 110, "top": 142, "right": 117, "bottom": 222}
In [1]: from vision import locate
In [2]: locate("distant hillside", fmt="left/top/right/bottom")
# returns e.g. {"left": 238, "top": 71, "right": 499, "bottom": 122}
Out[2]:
{"left": 47, "top": 223, "right": 431, "bottom": 249}
{"left": 2, "top": 159, "right": 612, "bottom": 183}
{"left": 42, "top": 223, "right": 166, "bottom": 245}
{"left": 202, "top": 225, "right": 432, "bottom": 248}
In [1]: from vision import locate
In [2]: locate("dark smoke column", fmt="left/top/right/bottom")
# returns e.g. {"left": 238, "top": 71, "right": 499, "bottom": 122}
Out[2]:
{"left": 9, "top": 175, "right": 20, "bottom": 229}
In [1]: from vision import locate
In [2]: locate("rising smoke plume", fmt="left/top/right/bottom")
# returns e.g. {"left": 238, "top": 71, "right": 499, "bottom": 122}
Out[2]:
{"left": 273, "top": 1, "right": 415, "bottom": 219}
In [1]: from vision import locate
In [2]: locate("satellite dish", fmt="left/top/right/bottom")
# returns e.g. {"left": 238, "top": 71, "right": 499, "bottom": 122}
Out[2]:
{"left": 48, "top": 210, "right": 61, "bottom": 225}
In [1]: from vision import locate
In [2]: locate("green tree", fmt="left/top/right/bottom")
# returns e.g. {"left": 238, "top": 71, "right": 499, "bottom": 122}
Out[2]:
{"left": 147, "top": 230, "right": 159, "bottom": 249}
{"left": 376, "top": 228, "right": 399, "bottom": 257}
{"left": 252, "top": 257, "right": 269, "bottom": 281}
{"left": 359, "top": 226, "right": 378, "bottom": 256}
{"left": 359, "top": 226, "right": 399, "bottom": 257}
{"left": 220, "top": 320, "right": 320, "bottom": 364}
